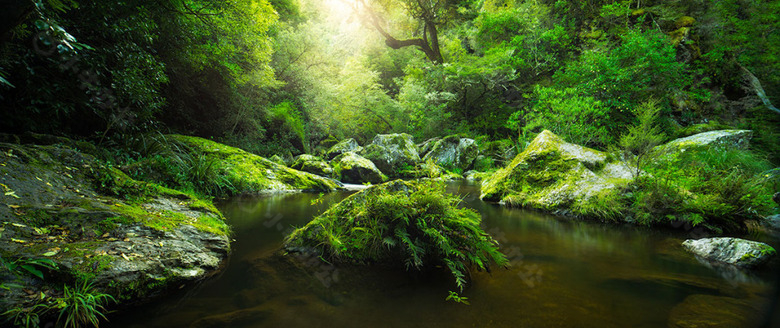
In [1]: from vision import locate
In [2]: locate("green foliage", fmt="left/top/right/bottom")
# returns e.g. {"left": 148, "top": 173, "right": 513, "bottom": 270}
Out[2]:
{"left": 56, "top": 280, "right": 115, "bottom": 328}
{"left": 3, "top": 303, "right": 49, "bottom": 328}
{"left": 630, "top": 148, "right": 775, "bottom": 231}
{"left": 619, "top": 99, "right": 667, "bottom": 178}
{"left": 1, "top": 257, "right": 59, "bottom": 280}
{"left": 286, "top": 181, "right": 508, "bottom": 291}
{"left": 513, "top": 86, "right": 612, "bottom": 147}
{"left": 445, "top": 290, "right": 470, "bottom": 305}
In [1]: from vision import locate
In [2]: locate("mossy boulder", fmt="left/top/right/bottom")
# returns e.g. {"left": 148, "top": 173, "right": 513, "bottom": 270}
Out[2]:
{"left": 170, "top": 135, "right": 340, "bottom": 194}
{"left": 269, "top": 154, "right": 288, "bottom": 166}
{"left": 0, "top": 141, "right": 230, "bottom": 312}
{"left": 658, "top": 130, "right": 753, "bottom": 154}
{"left": 682, "top": 237, "right": 776, "bottom": 268}
{"left": 422, "top": 136, "right": 479, "bottom": 171}
{"left": 290, "top": 154, "right": 333, "bottom": 177}
{"left": 359, "top": 133, "right": 421, "bottom": 177}
{"left": 324, "top": 138, "right": 362, "bottom": 160}
{"left": 416, "top": 137, "right": 440, "bottom": 158}
{"left": 331, "top": 152, "right": 387, "bottom": 184}
{"left": 284, "top": 180, "right": 507, "bottom": 291}
{"left": 480, "top": 130, "right": 633, "bottom": 218}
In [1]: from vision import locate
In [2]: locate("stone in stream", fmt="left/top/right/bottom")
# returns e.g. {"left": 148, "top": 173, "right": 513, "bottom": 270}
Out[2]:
{"left": 0, "top": 140, "right": 230, "bottom": 311}
{"left": 290, "top": 154, "right": 333, "bottom": 177}
{"left": 422, "top": 135, "right": 479, "bottom": 171}
{"left": 330, "top": 151, "right": 387, "bottom": 184}
{"left": 681, "top": 237, "right": 776, "bottom": 268}
{"left": 480, "top": 130, "right": 633, "bottom": 217}
{"left": 324, "top": 138, "right": 363, "bottom": 160}
{"left": 359, "top": 133, "right": 420, "bottom": 177}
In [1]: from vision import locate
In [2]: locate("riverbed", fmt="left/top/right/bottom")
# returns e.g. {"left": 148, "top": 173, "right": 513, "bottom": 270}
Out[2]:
{"left": 113, "top": 181, "right": 780, "bottom": 327}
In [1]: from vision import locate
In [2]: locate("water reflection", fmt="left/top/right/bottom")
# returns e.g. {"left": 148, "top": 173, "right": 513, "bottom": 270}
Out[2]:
{"left": 113, "top": 182, "right": 779, "bottom": 328}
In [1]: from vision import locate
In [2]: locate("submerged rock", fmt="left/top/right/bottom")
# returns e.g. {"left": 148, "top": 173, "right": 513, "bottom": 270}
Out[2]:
{"left": 682, "top": 237, "right": 776, "bottom": 268}
{"left": 170, "top": 135, "right": 340, "bottom": 193}
{"left": 290, "top": 154, "right": 333, "bottom": 177}
{"left": 359, "top": 133, "right": 420, "bottom": 177}
{"left": 0, "top": 141, "right": 230, "bottom": 312}
{"left": 324, "top": 138, "right": 362, "bottom": 160}
{"left": 668, "top": 294, "right": 763, "bottom": 328}
{"left": 659, "top": 130, "right": 752, "bottom": 153}
{"left": 331, "top": 152, "right": 386, "bottom": 184}
{"left": 480, "top": 130, "right": 632, "bottom": 218}
{"left": 422, "top": 135, "right": 479, "bottom": 171}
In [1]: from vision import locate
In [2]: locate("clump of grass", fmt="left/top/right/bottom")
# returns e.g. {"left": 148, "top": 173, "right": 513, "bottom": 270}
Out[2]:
{"left": 285, "top": 180, "right": 508, "bottom": 291}
{"left": 56, "top": 280, "right": 115, "bottom": 328}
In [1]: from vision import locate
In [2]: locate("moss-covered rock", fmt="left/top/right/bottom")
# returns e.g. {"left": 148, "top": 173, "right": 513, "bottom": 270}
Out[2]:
{"left": 290, "top": 154, "right": 333, "bottom": 177}
{"left": 324, "top": 138, "right": 362, "bottom": 160}
{"left": 416, "top": 137, "right": 440, "bottom": 158}
{"left": 170, "top": 135, "right": 340, "bottom": 194}
{"left": 331, "top": 152, "right": 386, "bottom": 184}
{"left": 269, "top": 154, "right": 288, "bottom": 166}
{"left": 359, "top": 134, "right": 421, "bottom": 177}
{"left": 682, "top": 237, "right": 776, "bottom": 268}
{"left": 284, "top": 180, "right": 507, "bottom": 291}
{"left": 658, "top": 130, "right": 753, "bottom": 153}
{"left": 0, "top": 141, "right": 230, "bottom": 313}
{"left": 480, "top": 130, "right": 632, "bottom": 218}
{"left": 422, "top": 135, "right": 479, "bottom": 171}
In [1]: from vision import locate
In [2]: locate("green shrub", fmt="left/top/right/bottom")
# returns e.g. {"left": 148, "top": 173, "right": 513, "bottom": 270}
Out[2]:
{"left": 285, "top": 181, "right": 508, "bottom": 291}
{"left": 630, "top": 148, "right": 775, "bottom": 231}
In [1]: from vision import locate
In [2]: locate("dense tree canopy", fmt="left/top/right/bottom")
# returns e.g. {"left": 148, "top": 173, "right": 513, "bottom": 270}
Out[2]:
{"left": 0, "top": 0, "right": 777, "bottom": 160}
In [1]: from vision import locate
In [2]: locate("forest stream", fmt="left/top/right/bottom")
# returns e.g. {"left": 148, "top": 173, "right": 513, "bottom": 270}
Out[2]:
{"left": 112, "top": 181, "right": 780, "bottom": 328}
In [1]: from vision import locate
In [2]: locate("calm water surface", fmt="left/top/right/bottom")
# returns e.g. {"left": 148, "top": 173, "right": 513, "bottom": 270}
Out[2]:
{"left": 115, "top": 182, "right": 780, "bottom": 327}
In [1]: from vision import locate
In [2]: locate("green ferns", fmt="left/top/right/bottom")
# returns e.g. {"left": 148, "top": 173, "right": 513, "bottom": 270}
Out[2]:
{"left": 285, "top": 180, "right": 508, "bottom": 291}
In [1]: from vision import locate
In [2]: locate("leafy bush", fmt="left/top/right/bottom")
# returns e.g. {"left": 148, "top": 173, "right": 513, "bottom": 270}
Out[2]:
{"left": 285, "top": 181, "right": 508, "bottom": 291}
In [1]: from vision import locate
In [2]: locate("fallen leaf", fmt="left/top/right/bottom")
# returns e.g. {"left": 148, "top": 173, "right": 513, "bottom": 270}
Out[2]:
{"left": 42, "top": 250, "right": 58, "bottom": 257}
{"left": 121, "top": 253, "right": 130, "bottom": 261}
{"left": 101, "top": 233, "right": 109, "bottom": 238}
{"left": 11, "top": 238, "right": 27, "bottom": 243}
{"left": 4, "top": 191, "right": 19, "bottom": 199}
{"left": 7, "top": 205, "right": 20, "bottom": 209}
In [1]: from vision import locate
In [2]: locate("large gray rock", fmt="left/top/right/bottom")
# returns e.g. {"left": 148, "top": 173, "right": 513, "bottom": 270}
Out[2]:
{"left": 360, "top": 133, "right": 420, "bottom": 177}
{"left": 290, "top": 154, "right": 333, "bottom": 177}
{"left": 682, "top": 237, "right": 776, "bottom": 268}
{"left": 480, "top": 130, "right": 633, "bottom": 217}
{"left": 0, "top": 141, "right": 230, "bottom": 311}
{"left": 324, "top": 138, "right": 362, "bottom": 160}
{"left": 660, "top": 130, "right": 753, "bottom": 153}
{"left": 422, "top": 135, "right": 479, "bottom": 171}
{"left": 331, "top": 152, "right": 387, "bottom": 184}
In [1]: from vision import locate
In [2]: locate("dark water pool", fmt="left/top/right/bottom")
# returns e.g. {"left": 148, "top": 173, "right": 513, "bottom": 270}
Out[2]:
{"left": 114, "top": 182, "right": 780, "bottom": 327}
